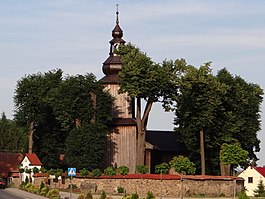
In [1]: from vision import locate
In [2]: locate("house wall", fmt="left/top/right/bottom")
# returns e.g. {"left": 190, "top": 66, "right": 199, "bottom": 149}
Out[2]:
{"left": 238, "top": 166, "right": 265, "bottom": 196}
{"left": 20, "top": 157, "right": 42, "bottom": 183}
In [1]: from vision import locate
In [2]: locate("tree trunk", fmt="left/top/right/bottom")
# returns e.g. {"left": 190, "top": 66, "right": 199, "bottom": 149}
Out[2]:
{"left": 28, "top": 121, "right": 35, "bottom": 154}
{"left": 136, "top": 97, "right": 153, "bottom": 166}
{"left": 200, "top": 128, "right": 205, "bottom": 175}
{"left": 220, "top": 162, "right": 231, "bottom": 176}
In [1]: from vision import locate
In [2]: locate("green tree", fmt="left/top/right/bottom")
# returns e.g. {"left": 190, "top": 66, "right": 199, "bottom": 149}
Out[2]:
{"left": 14, "top": 69, "right": 63, "bottom": 156}
{"left": 169, "top": 155, "right": 196, "bottom": 175}
{"left": 65, "top": 123, "right": 108, "bottom": 170}
{"left": 174, "top": 63, "right": 227, "bottom": 174}
{"left": 253, "top": 180, "right": 265, "bottom": 197}
{"left": 174, "top": 63, "right": 263, "bottom": 175}
{"left": 14, "top": 69, "right": 112, "bottom": 170}
{"left": 117, "top": 43, "right": 179, "bottom": 165}
{"left": 0, "top": 112, "right": 27, "bottom": 152}
{"left": 216, "top": 69, "right": 263, "bottom": 163}
{"left": 219, "top": 143, "right": 248, "bottom": 175}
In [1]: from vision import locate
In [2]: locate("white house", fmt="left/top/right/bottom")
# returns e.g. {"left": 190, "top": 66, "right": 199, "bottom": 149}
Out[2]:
{"left": 238, "top": 166, "right": 265, "bottom": 196}
{"left": 20, "top": 153, "right": 42, "bottom": 183}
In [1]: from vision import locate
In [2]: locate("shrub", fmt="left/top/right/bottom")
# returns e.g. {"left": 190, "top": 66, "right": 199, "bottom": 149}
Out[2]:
{"left": 131, "top": 193, "right": 139, "bottom": 199}
{"left": 39, "top": 180, "right": 45, "bottom": 191}
{"left": 100, "top": 190, "right": 106, "bottom": 199}
{"left": 25, "top": 182, "right": 32, "bottom": 191}
{"left": 155, "top": 162, "right": 169, "bottom": 174}
{"left": 80, "top": 168, "right": 89, "bottom": 177}
{"left": 92, "top": 169, "right": 102, "bottom": 178}
{"left": 169, "top": 155, "right": 196, "bottom": 175}
{"left": 48, "top": 168, "right": 56, "bottom": 175}
{"left": 237, "top": 192, "right": 249, "bottom": 199}
{"left": 25, "top": 168, "right": 32, "bottom": 174}
{"left": 40, "top": 186, "right": 49, "bottom": 196}
{"left": 40, "top": 166, "right": 47, "bottom": 174}
{"left": 104, "top": 166, "right": 116, "bottom": 177}
{"left": 32, "top": 167, "right": 39, "bottom": 174}
{"left": 146, "top": 191, "right": 155, "bottom": 199}
{"left": 117, "top": 186, "right": 125, "bottom": 193}
{"left": 136, "top": 165, "right": 148, "bottom": 174}
{"left": 19, "top": 168, "right": 24, "bottom": 173}
{"left": 78, "top": 194, "right": 85, "bottom": 199}
{"left": 253, "top": 180, "right": 265, "bottom": 197}
{"left": 46, "top": 188, "right": 59, "bottom": 198}
{"left": 117, "top": 166, "right": 129, "bottom": 176}
{"left": 25, "top": 176, "right": 29, "bottom": 184}
{"left": 85, "top": 192, "right": 93, "bottom": 199}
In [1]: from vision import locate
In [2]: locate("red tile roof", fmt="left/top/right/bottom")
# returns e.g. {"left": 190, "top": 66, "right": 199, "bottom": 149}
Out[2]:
{"left": 0, "top": 152, "right": 23, "bottom": 178}
{"left": 255, "top": 167, "right": 265, "bottom": 177}
{"left": 25, "top": 153, "right": 42, "bottom": 166}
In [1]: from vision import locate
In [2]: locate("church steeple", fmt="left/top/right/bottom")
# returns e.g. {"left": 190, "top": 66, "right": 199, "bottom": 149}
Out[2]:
{"left": 109, "top": 4, "right": 125, "bottom": 55}
{"left": 102, "top": 4, "right": 126, "bottom": 78}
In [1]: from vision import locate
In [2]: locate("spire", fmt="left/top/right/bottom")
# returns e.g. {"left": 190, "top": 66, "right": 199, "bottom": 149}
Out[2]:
{"left": 101, "top": 5, "right": 126, "bottom": 78}
{"left": 116, "top": 4, "right": 119, "bottom": 25}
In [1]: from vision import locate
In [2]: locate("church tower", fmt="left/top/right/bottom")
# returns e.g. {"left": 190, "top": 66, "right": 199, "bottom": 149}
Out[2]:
{"left": 100, "top": 6, "right": 137, "bottom": 173}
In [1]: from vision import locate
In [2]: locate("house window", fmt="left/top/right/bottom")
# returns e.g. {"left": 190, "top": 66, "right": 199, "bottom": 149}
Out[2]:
{"left": 248, "top": 177, "right": 253, "bottom": 183}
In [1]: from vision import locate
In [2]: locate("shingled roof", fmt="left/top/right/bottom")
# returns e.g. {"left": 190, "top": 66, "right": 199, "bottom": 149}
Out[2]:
{"left": 0, "top": 152, "right": 23, "bottom": 178}
{"left": 25, "top": 153, "right": 42, "bottom": 166}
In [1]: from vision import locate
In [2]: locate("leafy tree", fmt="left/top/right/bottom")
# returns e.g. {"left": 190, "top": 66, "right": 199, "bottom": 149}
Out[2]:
{"left": 219, "top": 143, "right": 248, "bottom": 175}
{"left": 174, "top": 63, "right": 263, "bottom": 175}
{"left": 117, "top": 43, "right": 179, "bottom": 165}
{"left": 0, "top": 112, "right": 27, "bottom": 152}
{"left": 169, "top": 155, "right": 196, "bottom": 175}
{"left": 65, "top": 123, "right": 107, "bottom": 170}
{"left": 216, "top": 69, "right": 263, "bottom": 162}
{"left": 14, "top": 69, "right": 112, "bottom": 170}
{"left": 253, "top": 180, "right": 265, "bottom": 197}
{"left": 14, "top": 69, "right": 63, "bottom": 154}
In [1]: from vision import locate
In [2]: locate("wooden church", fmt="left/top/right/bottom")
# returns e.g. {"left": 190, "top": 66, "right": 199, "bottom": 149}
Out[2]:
{"left": 100, "top": 8, "right": 186, "bottom": 173}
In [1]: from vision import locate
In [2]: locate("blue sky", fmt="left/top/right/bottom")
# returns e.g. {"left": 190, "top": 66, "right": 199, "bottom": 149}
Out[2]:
{"left": 0, "top": 0, "right": 265, "bottom": 166}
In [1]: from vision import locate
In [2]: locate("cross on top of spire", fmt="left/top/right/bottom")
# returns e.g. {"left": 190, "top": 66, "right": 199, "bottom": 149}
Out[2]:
{"left": 116, "top": 4, "right": 119, "bottom": 25}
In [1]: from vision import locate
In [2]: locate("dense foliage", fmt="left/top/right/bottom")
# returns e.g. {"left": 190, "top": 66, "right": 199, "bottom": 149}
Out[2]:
{"left": 220, "top": 143, "right": 248, "bottom": 165}
{"left": 174, "top": 62, "right": 263, "bottom": 175}
{"left": 0, "top": 112, "right": 27, "bottom": 152}
{"left": 14, "top": 69, "right": 112, "bottom": 170}
{"left": 117, "top": 43, "right": 179, "bottom": 165}
{"left": 169, "top": 155, "right": 196, "bottom": 175}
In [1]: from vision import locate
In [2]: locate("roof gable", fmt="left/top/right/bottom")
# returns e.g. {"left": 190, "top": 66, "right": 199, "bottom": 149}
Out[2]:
{"left": 24, "top": 153, "right": 42, "bottom": 166}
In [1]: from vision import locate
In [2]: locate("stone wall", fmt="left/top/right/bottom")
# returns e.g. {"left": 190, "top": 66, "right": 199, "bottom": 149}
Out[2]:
{"left": 32, "top": 175, "right": 244, "bottom": 198}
